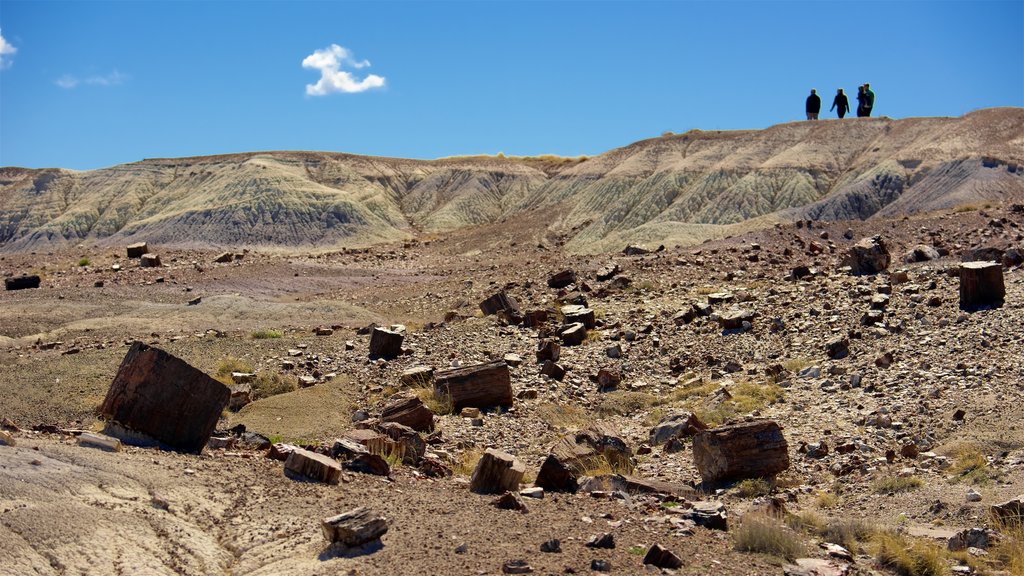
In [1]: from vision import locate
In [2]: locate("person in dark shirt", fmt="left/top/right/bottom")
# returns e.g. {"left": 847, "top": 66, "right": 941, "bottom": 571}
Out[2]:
{"left": 830, "top": 88, "right": 851, "bottom": 119}
{"left": 856, "top": 85, "right": 869, "bottom": 117}
{"left": 806, "top": 89, "right": 821, "bottom": 120}
{"left": 864, "top": 83, "right": 875, "bottom": 116}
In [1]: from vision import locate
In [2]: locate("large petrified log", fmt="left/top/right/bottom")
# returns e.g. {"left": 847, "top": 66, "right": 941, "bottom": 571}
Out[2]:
{"left": 321, "top": 507, "right": 388, "bottom": 546}
{"left": 369, "top": 327, "right": 404, "bottom": 359}
{"left": 959, "top": 261, "right": 1005, "bottom": 310}
{"left": 434, "top": 360, "right": 513, "bottom": 412}
{"left": 284, "top": 447, "right": 342, "bottom": 484}
{"left": 470, "top": 448, "right": 525, "bottom": 494}
{"left": 126, "top": 242, "right": 149, "bottom": 258}
{"left": 846, "top": 235, "right": 890, "bottom": 275}
{"left": 692, "top": 420, "right": 790, "bottom": 483}
{"left": 5, "top": 275, "right": 41, "bottom": 291}
{"left": 479, "top": 291, "right": 520, "bottom": 317}
{"left": 380, "top": 394, "right": 434, "bottom": 432}
{"left": 99, "top": 342, "right": 229, "bottom": 453}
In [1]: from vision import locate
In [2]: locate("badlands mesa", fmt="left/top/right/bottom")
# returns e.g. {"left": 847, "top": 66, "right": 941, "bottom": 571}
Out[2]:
{"left": 0, "top": 109, "right": 1023, "bottom": 576}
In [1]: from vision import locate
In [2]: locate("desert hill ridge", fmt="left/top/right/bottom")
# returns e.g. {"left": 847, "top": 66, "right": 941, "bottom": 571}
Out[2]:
{"left": 2, "top": 107, "right": 1022, "bottom": 253}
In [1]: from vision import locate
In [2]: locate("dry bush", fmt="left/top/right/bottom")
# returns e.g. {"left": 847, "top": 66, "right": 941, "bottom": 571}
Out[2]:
{"left": 872, "top": 475, "right": 923, "bottom": 494}
{"left": 990, "top": 513, "right": 1024, "bottom": 574}
{"left": 536, "top": 402, "right": 590, "bottom": 430}
{"left": 252, "top": 372, "right": 297, "bottom": 400}
{"left": 733, "top": 513, "right": 804, "bottom": 560}
{"left": 413, "top": 385, "right": 453, "bottom": 415}
{"left": 596, "top": 391, "right": 657, "bottom": 416}
{"left": 251, "top": 329, "right": 283, "bottom": 339}
{"left": 946, "top": 443, "right": 998, "bottom": 485}
{"left": 453, "top": 447, "right": 484, "bottom": 477}
{"left": 215, "top": 356, "right": 253, "bottom": 377}
{"left": 734, "top": 478, "right": 773, "bottom": 498}
{"left": 871, "top": 531, "right": 947, "bottom": 576}
{"left": 820, "top": 518, "right": 873, "bottom": 554}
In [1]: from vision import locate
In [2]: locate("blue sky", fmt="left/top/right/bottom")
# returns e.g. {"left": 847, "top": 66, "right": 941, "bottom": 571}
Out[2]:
{"left": 1, "top": 0, "right": 1022, "bottom": 170}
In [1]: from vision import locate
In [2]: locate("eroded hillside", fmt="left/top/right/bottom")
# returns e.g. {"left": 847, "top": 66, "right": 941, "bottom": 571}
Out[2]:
{"left": 2, "top": 108, "right": 1022, "bottom": 253}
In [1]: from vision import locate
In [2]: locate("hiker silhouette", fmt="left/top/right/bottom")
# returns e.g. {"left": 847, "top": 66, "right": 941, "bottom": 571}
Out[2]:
{"left": 856, "top": 85, "right": 869, "bottom": 117}
{"left": 830, "top": 89, "right": 850, "bottom": 118}
{"left": 806, "top": 89, "right": 821, "bottom": 120}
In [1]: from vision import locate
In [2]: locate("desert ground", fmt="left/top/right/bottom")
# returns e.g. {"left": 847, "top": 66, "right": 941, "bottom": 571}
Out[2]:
{"left": 1, "top": 199, "right": 1023, "bottom": 576}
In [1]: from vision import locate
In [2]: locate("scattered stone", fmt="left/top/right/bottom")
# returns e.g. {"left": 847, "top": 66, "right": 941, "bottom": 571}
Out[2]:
{"left": 520, "top": 487, "right": 544, "bottom": 499}
{"left": 479, "top": 291, "right": 520, "bottom": 317}
{"left": 0, "top": 430, "right": 14, "bottom": 446}
{"left": 460, "top": 407, "right": 481, "bottom": 418}
{"left": 228, "top": 384, "right": 252, "bottom": 411}
{"left": 650, "top": 412, "right": 708, "bottom": 446}
{"left": 596, "top": 367, "right": 621, "bottom": 391}
{"left": 503, "top": 353, "right": 523, "bottom": 367}
{"left": 126, "top": 242, "right": 149, "bottom": 258}
{"left": 535, "top": 453, "right": 579, "bottom": 493}
{"left": 596, "top": 264, "right": 620, "bottom": 281}
{"left": 213, "top": 252, "right": 233, "bottom": 263}
{"left": 321, "top": 507, "right": 388, "bottom": 546}
{"left": 284, "top": 447, "right": 342, "bottom": 484}
{"left": 990, "top": 495, "right": 1023, "bottom": 522}
{"left": 948, "top": 528, "right": 992, "bottom": 551}
{"left": 493, "top": 491, "right": 529, "bottom": 513}
{"left": 540, "top": 360, "right": 566, "bottom": 381}
{"left": 585, "top": 533, "right": 615, "bottom": 549}
{"left": 434, "top": 360, "right": 513, "bottom": 412}
{"left": 502, "top": 560, "right": 533, "bottom": 574}
{"left": 847, "top": 235, "right": 890, "bottom": 275}
{"left": 77, "top": 432, "right": 122, "bottom": 452}
{"left": 643, "top": 543, "right": 684, "bottom": 569}
{"left": 346, "top": 453, "right": 391, "bottom": 476}
{"left": 540, "top": 539, "right": 561, "bottom": 553}
{"left": 692, "top": 420, "right": 790, "bottom": 483}
{"left": 561, "top": 305, "right": 596, "bottom": 329}
{"left": 560, "top": 322, "right": 587, "bottom": 346}
{"left": 140, "top": 253, "right": 162, "bottom": 268}
{"left": 682, "top": 501, "right": 729, "bottom": 530}
{"left": 99, "top": 341, "right": 230, "bottom": 453}
{"left": 5, "top": 275, "right": 41, "bottom": 291}
{"left": 369, "top": 327, "right": 404, "bottom": 359}
{"left": 267, "top": 443, "right": 298, "bottom": 461}
{"left": 470, "top": 448, "right": 526, "bottom": 494}
{"left": 966, "top": 489, "right": 982, "bottom": 502}
{"left": 381, "top": 394, "right": 434, "bottom": 432}
{"left": 903, "top": 245, "right": 941, "bottom": 263}
{"left": 590, "top": 559, "right": 611, "bottom": 572}
{"left": 718, "top": 309, "right": 755, "bottom": 331}
{"left": 548, "top": 269, "right": 577, "bottom": 289}
{"left": 537, "top": 339, "right": 561, "bottom": 363}
{"left": 400, "top": 366, "right": 434, "bottom": 387}
{"left": 314, "top": 326, "right": 333, "bottom": 336}
{"left": 824, "top": 336, "right": 850, "bottom": 360}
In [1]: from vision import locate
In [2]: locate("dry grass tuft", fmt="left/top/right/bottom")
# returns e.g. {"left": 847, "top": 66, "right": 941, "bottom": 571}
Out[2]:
{"left": 871, "top": 531, "right": 947, "bottom": 576}
{"left": 453, "top": 447, "right": 484, "bottom": 477}
{"left": 413, "top": 384, "right": 453, "bottom": 415}
{"left": 251, "top": 329, "right": 284, "bottom": 339}
{"left": 251, "top": 372, "right": 298, "bottom": 400}
{"left": 733, "top": 513, "right": 804, "bottom": 560}
{"left": 536, "top": 402, "right": 590, "bottom": 430}
{"left": 872, "top": 475, "right": 923, "bottom": 494}
{"left": 734, "top": 478, "right": 773, "bottom": 498}
{"left": 215, "top": 356, "right": 253, "bottom": 377}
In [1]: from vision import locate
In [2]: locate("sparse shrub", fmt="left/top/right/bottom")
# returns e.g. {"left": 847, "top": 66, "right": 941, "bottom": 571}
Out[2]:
{"left": 251, "top": 372, "right": 297, "bottom": 399}
{"left": 733, "top": 513, "right": 804, "bottom": 560}
{"left": 785, "top": 510, "right": 825, "bottom": 535}
{"left": 947, "top": 443, "right": 998, "bottom": 485}
{"left": 990, "top": 513, "right": 1024, "bottom": 574}
{"left": 251, "top": 329, "right": 283, "bottom": 339}
{"left": 734, "top": 478, "right": 773, "bottom": 498}
{"left": 454, "top": 447, "right": 484, "bottom": 477}
{"left": 815, "top": 491, "right": 841, "bottom": 509}
{"left": 627, "top": 545, "right": 646, "bottom": 555}
{"left": 731, "top": 380, "right": 784, "bottom": 413}
{"left": 872, "top": 475, "right": 923, "bottom": 494}
{"left": 536, "top": 402, "right": 590, "bottom": 430}
{"left": 871, "top": 531, "right": 947, "bottom": 576}
{"left": 596, "top": 391, "right": 657, "bottom": 416}
{"left": 78, "top": 257, "right": 90, "bottom": 267}
{"left": 414, "top": 385, "right": 453, "bottom": 415}
{"left": 215, "top": 356, "right": 253, "bottom": 377}
{"left": 820, "top": 518, "right": 873, "bottom": 554}
{"left": 781, "top": 357, "right": 813, "bottom": 373}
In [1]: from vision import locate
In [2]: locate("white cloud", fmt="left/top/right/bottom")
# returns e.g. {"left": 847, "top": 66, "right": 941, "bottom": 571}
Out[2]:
{"left": 55, "top": 69, "right": 127, "bottom": 89}
{"left": 302, "top": 44, "right": 385, "bottom": 96}
{"left": 0, "top": 29, "right": 17, "bottom": 69}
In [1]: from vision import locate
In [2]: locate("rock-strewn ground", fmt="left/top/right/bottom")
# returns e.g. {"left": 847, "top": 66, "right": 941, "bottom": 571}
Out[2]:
{"left": 1, "top": 201, "right": 1023, "bottom": 575}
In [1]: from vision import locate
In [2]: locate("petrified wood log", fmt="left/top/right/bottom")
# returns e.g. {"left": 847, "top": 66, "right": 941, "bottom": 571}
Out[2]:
{"left": 960, "top": 261, "right": 1005, "bottom": 310}
{"left": 479, "top": 291, "right": 520, "bottom": 316}
{"left": 692, "top": 420, "right": 790, "bottom": 483}
{"left": 434, "top": 360, "right": 513, "bottom": 412}
{"left": 369, "top": 327, "right": 404, "bottom": 359}
{"left": 470, "top": 448, "right": 525, "bottom": 494}
{"left": 284, "top": 447, "right": 342, "bottom": 484}
{"left": 4, "top": 275, "right": 41, "bottom": 291}
{"left": 321, "top": 507, "right": 388, "bottom": 546}
{"left": 381, "top": 394, "right": 434, "bottom": 432}
{"left": 99, "top": 342, "right": 229, "bottom": 453}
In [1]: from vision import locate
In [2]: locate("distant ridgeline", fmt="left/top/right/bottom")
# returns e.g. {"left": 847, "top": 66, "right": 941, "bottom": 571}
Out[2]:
{"left": 2, "top": 108, "right": 1022, "bottom": 254}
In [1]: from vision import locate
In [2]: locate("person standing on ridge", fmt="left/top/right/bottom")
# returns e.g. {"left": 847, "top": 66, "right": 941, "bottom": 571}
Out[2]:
{"left": 864, "top": 83, "right": 875, "bottom": 116}
{"left": 830, "top": 88, "right": 851, "bottom": 118}
{"left": 856, "top": 85, "right": 869, "bottom": 117}
{"left": 806, "top": 89, "right": 821, "bottom": 120}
